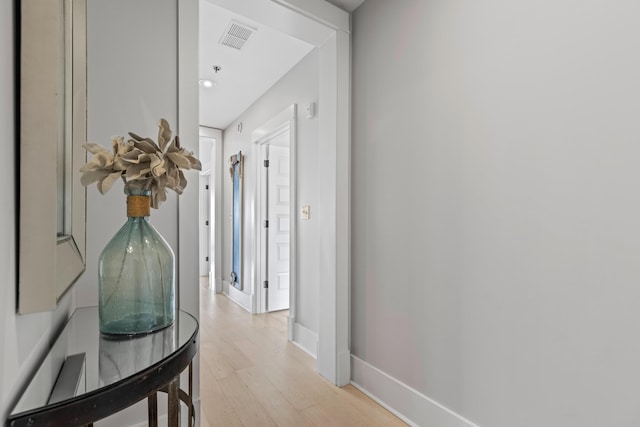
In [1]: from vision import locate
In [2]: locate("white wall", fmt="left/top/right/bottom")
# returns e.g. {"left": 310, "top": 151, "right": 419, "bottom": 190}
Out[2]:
{"left": 0, "top": 1, "right": 75, "bottom": 421}
{"left": 351, "top": 1, "right": 640, "bottom": 426}
{"left": 222, "top": 50, "right": 320, "bottom": 335}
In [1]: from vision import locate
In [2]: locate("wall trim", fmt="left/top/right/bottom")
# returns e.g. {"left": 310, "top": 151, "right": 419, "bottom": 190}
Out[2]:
{"left": 315, "top": 29, "right": 351, "bottom": 387}
{"left": 223, "top": 280, "right": 252, "bottom": 312}
{"left": 350, "top": 356, "right": 481, "bottom": 427}
{"left": 269, "top": 0, "right": 350, "bottom": 33}
{"left": 290, "top": 318, "right": 318, "bottom": 359}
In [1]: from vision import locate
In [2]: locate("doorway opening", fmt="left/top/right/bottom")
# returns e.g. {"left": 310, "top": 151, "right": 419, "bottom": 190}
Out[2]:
{"left": 199, "top": 126, "right": 223, "bottom": 292}
{"left": 194, "top": 0, "right": 351, "bottom": 385}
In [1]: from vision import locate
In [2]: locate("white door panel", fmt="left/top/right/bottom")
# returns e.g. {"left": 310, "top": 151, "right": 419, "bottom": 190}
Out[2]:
{"left": 267, "top": 142, "right": 290, "bottom": 311}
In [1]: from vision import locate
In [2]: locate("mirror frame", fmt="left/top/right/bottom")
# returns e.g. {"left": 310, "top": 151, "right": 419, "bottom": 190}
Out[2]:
{"left": 19, "top": 0, "right": 87, "bottom": 313}
{"left": 229, "top": 151, "right": 243, "bottom": 290}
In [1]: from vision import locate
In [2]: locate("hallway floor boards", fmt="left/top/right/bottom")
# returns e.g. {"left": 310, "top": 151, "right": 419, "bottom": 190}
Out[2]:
{"left": 198, "top": 283, "right": 406, "bottom": 427}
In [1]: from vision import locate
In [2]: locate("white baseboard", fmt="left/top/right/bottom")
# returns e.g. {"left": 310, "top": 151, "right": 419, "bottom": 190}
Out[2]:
{"left": 290, "top": 319, "right": 318, "bottom": 359}
{"left": 350, "top": 356, "right": 480, "bottom": 427}
{"left": 222, "top": 280, "right": 251, "bottom": 312}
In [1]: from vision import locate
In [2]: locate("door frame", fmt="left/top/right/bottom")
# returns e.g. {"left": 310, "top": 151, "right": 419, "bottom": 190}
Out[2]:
{"left": 251, "top": 106, "right": 297, "bottom": 328}
{"left": 198, "top": 172, "right": 210, "bottom": 278}
{"left": 198, "top": 0, "right": 351, "bottom": 386}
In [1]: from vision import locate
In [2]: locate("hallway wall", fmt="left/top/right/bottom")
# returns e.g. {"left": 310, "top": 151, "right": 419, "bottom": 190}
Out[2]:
{"left": 221, "top": 50, "right": 320, "bottom": 348}
{"left": 1, "top": 0, "right": 198, "bottom": 423}
{"left": 75, "top": 0, "right": 179, "bottom": 308}
{"left": 351, "top": 1, "right": 640, "bottom": 426}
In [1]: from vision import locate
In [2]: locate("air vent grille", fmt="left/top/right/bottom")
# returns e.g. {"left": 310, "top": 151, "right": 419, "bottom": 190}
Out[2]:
{"left": 220, "top": 21, "right": 256, "bottom": 51}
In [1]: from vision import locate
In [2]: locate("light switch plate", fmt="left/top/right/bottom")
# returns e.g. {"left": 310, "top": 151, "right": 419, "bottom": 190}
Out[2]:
{"left": 301, "top": 205, "right": 310, "bottom": 220}
{"left": 305, "top": 103, "right": 315, "bottom": 119}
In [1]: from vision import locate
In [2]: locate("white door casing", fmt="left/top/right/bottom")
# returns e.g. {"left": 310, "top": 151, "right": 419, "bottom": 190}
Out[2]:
{"left": 199, "top": 126, "right": 223, "bottom": 293}
{"left": 198, "top": 134, "right": 214, "bottom": 280}
{"left": 198, "top": 173, "right": 211, "bottom": 278}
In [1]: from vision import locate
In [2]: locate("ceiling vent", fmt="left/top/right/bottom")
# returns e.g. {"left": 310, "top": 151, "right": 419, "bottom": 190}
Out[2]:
{"left": 219, "top": 21, "right": 256, "bottom": 51}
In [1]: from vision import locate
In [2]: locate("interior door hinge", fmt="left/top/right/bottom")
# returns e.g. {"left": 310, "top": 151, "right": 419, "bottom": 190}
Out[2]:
{"left": 263, "top": 280, "right": 269, "bottom": 289}
{"left": 263, "top": 220, "right": 269, "bottom": 228}
{"left": 205, "top": 184, "right": 209, "bottom": 190}
{"left": 205, "top": 256, "right": 209, "bottom": 262}
{"left": 264, "top": 160, "right": 269, "bottom": 167}
{"left": 205, "top": 220, "right": 209, "bottom": 226}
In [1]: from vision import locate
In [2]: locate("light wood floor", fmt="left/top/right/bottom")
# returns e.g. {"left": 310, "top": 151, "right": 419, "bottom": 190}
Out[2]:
{"left": 198, "top": 283, "right": 406, "bottom": 427}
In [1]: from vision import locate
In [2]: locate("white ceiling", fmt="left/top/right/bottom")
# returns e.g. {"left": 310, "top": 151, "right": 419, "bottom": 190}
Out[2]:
{"left": 198, "top": 0, "right": 366, "bottom": 130}
{"left": 199, "top": 1, "right": 314, "bottom": 129}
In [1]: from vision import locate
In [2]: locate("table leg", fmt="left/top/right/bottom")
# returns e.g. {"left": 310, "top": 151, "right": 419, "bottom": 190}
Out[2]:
{"left": 168, "top": 379, "right": 180, "bottom": 427}
{"left": 148, "top": 392, "right": 158, "bottom": 427}
{"left": 189, "top": 362, "right": 194, "bottom": 427}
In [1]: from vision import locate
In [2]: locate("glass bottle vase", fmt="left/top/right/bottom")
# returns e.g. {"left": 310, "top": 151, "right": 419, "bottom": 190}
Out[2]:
{"left": 98, "top": 189, "right": 176, "bottom": 335}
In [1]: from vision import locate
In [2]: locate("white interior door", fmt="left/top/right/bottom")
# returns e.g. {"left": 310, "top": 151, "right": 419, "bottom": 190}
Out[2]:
{"left": 266, "top": 136, "right": 290, "bottom": 311}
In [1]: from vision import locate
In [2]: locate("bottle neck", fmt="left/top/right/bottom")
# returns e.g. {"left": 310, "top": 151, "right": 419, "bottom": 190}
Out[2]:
{"left": 127, "top": 195, "right": 151, "bottom": 218}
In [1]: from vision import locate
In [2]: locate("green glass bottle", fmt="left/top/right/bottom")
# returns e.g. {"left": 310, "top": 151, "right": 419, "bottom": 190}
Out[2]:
{"left": 98, "top": 189, "right": 175, "bottom": 335}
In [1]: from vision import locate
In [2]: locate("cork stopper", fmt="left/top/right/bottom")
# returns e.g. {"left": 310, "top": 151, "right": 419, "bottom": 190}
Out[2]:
{"left": 127, "top": 195, "right": 151, "bottom": 217}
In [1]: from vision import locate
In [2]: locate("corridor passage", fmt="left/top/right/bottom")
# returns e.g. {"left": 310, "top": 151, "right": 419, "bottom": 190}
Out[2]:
{"left": 199, "top": 282, "right": 406, "bottom": 426}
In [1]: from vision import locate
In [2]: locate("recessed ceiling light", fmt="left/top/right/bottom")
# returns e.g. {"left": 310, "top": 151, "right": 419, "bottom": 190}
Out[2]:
{"left": 199, "top": 79, "right": 215, "bottom": 88}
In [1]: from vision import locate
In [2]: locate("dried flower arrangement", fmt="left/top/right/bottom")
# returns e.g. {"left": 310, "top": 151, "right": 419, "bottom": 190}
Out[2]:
{"left": 80, "top": 119, "right": 201, "bottom": 208}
